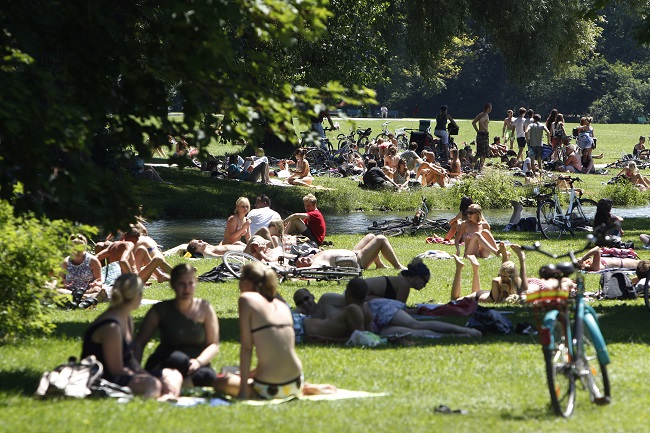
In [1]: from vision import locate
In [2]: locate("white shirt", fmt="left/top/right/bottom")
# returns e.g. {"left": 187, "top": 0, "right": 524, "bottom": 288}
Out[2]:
{"left": 513, "top": 116, "right": 526, "bottom": 138}
{"left": 248, "top": 206, "right": 282, "bottom": 235}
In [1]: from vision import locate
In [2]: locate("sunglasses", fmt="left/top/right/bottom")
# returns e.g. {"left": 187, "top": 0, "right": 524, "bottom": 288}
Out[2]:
{"left": 466, "top": 211, "right": 477, "bottom": 215}
{"left": 69, "top": 234, "right": 85, "bottom": 241}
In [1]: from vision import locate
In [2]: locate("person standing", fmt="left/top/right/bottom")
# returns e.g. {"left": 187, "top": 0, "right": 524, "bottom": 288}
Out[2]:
{"left": 525, "top": 114, "right": 550, "bottom": 175}
{"left": 433, "top": 105, "right": 457, "bottom": 162}
{"left": 311, "top": 103, "right": 336, "bottom": 138}
{"left": 502, "top": 110, "right": 515, "bottom": 150}
{"left": 512, "top": 107, "right": 527, "bottom": 161}
{"left": 248, "top": 194, "right": 282, "bottom": 235}
{"left": 380, "top": 105, "right": 388, "bottom": 118}
{"left": 471, "top": 103, "right": 492, "bottom": 171}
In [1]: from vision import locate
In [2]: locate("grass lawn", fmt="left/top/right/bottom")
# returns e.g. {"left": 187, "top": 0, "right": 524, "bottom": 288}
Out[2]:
{"left": 2, "top": 228, "right": 650, "bottom": 433}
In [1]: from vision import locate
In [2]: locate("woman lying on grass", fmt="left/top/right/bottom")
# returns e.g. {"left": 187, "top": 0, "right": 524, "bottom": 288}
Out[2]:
{"left": 81, "top": 274, "right": 182, "bottom": 400}
{"left": 365, "top": 257, "right": 430, "bottom": 303}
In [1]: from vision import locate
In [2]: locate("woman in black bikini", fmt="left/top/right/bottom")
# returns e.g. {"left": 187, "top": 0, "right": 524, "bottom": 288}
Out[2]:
{"left": 365, "top": 257, "right": 430, "bottom": 303}
{"left": 215, "top": 261, "right": 304, "bottom": 400}
{"left": 81, "top": 274, "right": 182, "bottom": 399}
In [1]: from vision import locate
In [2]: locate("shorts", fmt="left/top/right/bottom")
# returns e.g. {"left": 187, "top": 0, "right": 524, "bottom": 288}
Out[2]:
{"left": 292, "top": 312, "right": 305, "bottom": 344}
{"left": 367, "top": 298, "right": 406, "bottom": 333}
{"left": 252, "top": 373, "right": 304, "bottom": 400}
{"left": 517, "top": 137, "right": 526, "bottom": 149}
{"left": 528, "top": 146, "right": 543, "bottom": 159}
{"left": 476, "top": 132, "right": 489, "bottom": 157}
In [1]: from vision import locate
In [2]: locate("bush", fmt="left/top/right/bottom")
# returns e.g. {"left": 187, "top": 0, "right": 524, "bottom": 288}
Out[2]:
{"left": 600, "top": 181, "right": 649, "bottom": 206}
{"left": 450, "top": 168, "right": 520, "bottom": 209}
{"left": 0, "top": 200, "right": 86, "bottom": 342}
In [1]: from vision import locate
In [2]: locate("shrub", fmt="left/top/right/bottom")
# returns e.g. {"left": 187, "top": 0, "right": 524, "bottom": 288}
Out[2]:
{"left": 450, "top": 168, "right": 520, "bottom": 209}
{"left": 600, "top": 182, "right": 649, "bottom": 206}
{"left": 0, "top": 199, "right": 88, "bottom": 342}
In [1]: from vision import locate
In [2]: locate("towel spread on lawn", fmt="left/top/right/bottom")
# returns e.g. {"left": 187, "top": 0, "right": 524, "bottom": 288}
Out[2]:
{"left": 172, "top": 389, "right": 387, "bottom": 407}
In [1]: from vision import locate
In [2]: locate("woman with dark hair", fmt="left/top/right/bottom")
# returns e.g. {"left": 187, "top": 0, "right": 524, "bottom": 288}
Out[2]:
{"left": 593, "top": 198, "right": 623, "bottom": 237}
{"left": 433, "top": 105, "right": 457, "bottom": 155}
{"left": 135, "top": 264, "right": 220, "bottom": 388}
{"left": 82, "top": 274, "right": 182, "bottom": 399}
{"left": 215, "top": 261, "right": 304, "bottom": 400}
{"left": 365, "top": 257, "right": 430, "bottom": 303}
{"left": 443, "top": 196, "right": 475, "bottom": 241}
{"left": 545, "top": 109, "right": 558, "bottom": 134}
{"left": 392, "top": 158, "right": 411, "bottom": 189}
{"left": 287, "top": 147, "right": 314, "bottom": 187}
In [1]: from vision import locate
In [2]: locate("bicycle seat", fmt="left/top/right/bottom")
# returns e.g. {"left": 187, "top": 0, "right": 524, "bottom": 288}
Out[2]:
{"left": 556, "top": 262, "right": 575, "bottom": 277}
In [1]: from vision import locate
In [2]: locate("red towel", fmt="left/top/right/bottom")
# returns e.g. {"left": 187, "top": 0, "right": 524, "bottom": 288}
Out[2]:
{"left": 416, "top": 298, "right": 478, "bottom": 317}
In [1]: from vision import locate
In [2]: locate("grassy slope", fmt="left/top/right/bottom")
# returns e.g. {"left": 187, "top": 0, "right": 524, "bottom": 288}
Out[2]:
{"left": 2, "top": 228, "right": 650, "bottom": 432}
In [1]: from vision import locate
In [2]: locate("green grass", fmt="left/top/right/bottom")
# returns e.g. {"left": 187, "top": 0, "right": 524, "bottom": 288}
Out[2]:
{"left": 2, "top": 229, "right": 650, "bottom": 432}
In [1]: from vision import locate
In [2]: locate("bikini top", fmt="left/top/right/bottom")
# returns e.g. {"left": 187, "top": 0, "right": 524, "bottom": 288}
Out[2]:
{"left": 251, "top": 323, "right": 293, "bottom": 334}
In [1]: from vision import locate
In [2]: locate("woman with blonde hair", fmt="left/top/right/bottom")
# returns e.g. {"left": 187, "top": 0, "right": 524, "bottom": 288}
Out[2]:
{"left": 215, "top": 262, "right": 304, "bottom": 399}
{"left": 618, "top": 161, "right": 650, "bottom": 190}
{"left": 221, "top": 197, "right": 252, "bottom": 245}
{"left": 81, "top": 274, "right": 182, "bottom": 399}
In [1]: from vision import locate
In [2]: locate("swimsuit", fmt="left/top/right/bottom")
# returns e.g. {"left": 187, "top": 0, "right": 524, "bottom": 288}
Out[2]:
{"left": 367, "top": 298, "right": 406, "bottom": 333}
{"left": 460, "top": 231, "right": 476, "bottom": 243}
{"left": 252, "top": 373, "right": 304, "bottom": 400}
{"left": 383, "top": 277, "right": 397, "bottom": 300}
{"left": 251, "top": 323, "right": 293, "bottom": 333}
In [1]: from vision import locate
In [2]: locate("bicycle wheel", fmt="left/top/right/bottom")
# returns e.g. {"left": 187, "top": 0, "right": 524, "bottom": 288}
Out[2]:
{"left": 570, "top": 198, "right": 597, "bottom": 231}
{"left": 537, "top": 199, "right": 567, "bottom": 240}
{"left": 581, "top": 321, "right": 611, "bottom": 405}
{"left": 397, "top": 134, "right": 409, "bottom": 150}
{"left": 357, "top": 135, "right": 370, "bottom": 149}
{"left": 222, "top": 251, "right": 261, "bottom": 279}
{"left": 544, "top": 312, "right": 576, "bottom": 417}
{"left": 644, "top": 277, "right": 650, "bottom": 310}
{"left": 374, "top": 132, "right": 389, "bottom": 141}
{"left": 382, "top": 227, "right": 405, "bottom": 237}
{"left": 305, "top": 149, "right": 328, "bottom": 166}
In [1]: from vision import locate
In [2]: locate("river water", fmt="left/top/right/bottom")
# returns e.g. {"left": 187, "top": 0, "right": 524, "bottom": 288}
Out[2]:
{"left": 146, "top": 205, "right": 650, "bottom": 249}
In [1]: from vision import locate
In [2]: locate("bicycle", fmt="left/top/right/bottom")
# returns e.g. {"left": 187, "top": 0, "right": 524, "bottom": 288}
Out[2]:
{"left": 523, "top": 240, "right": 611, "bottom": 417}
{"left": 375, "top": 121, "right": 409, "bottom": 150}
{"left": 221, "top": 251, "right": 362, "bottom": 283}
{"left": 304, "top": 139, "right": 362, "bottom": 170}
{"left": 368, "top": 197, "right": 450, "bottom": 237}
{"left": 534, "top": 176, "right": 597, "bottom": 240}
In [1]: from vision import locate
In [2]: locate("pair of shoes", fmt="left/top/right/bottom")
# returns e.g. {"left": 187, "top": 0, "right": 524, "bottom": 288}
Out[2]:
{"left": 78, "top": 297, "right": 99, "bottom": 309}
{"left": 321, "top": 240, "right": 334, "bottom": 247}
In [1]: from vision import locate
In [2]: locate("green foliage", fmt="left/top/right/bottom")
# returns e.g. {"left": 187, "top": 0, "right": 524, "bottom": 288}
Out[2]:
{"left": 449, "top": 168, "right": 520, "bottom": 209}
{"left": 601, "top": 181, "right": 649, "bottom": 206}
{"left": 0, "top": 200, "right": 93, "bottom": 342}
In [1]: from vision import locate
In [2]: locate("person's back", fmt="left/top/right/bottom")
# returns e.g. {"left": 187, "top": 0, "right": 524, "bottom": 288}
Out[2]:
{"left": 248, "top": 207, "right": 281, "bottom": 234}
{"left": 527, "top": 121, "right": 545, "bottom": 147}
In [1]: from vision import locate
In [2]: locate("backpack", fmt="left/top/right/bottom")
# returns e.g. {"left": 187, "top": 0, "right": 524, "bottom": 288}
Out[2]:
{"left": 466, "top": 306, "right": 513, "bottom": 334}
{"left": 598, "top": 271, "right": 637, "bottom": 300}
{"left": 35, "top": 356, "right": 103, "bottom": 399}
{"left": 577, "top": 132, "right": 594, "bottom": 149}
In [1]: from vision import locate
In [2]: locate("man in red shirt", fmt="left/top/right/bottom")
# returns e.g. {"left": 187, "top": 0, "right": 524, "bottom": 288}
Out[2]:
{"left": 284, "top": 193, "right": 326, "bottom": 245}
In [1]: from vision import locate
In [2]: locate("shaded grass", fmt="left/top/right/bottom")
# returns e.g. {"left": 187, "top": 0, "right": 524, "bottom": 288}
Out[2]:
{"left": 2, "top": 232, "right": 650, "bottom": 432}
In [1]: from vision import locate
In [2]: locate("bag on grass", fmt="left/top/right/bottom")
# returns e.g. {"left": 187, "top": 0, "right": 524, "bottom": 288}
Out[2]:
{"left": 466, "top": 306, "right": 513, "bottom": 334}
{"left": 35, "top": 356, "right": 103, "bottom": 398}
{"left": 598, "top": 271, "right": 636, "bottom": 300}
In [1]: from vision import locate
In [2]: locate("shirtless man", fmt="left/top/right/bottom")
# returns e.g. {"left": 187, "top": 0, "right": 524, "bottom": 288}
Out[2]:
{"left": 95, "top": 227, "right": 169, "bottom": 282}
{"left": 294, "top": 278, "right": 372, "bottom": 343}
{"left": 293, "top": 288, "right": 347, "bottom": 319}
{"left": 472, "top": 102, "right": 492, "bottom": 171}
{"left": 294, "top": 234, "right": 406, "bottom": 270}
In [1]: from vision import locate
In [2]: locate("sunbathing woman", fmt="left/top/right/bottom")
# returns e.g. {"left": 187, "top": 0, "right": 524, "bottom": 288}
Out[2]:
{"left": 215, "top": 262, "right": 306, "bottom": 399}
{"left": 81, "top": 274, "right": 182, "bottom": 399}
{"left": 135, "top": 264, "right": 220, "bottom": 388}
{"left": 58, "top": 233, "right": 104, "bottom": 301}
{"left": 287, "top": 147, "right": 314, "bottom": 187}
{"left": 577, "top": 246, "right": 641, "bottom": 271}
{"left": 455, "top": 204, "right": 498, "bottom": 258}
{"left": 294, "top": 233, "right": 406, "bottom": 270}
{"left": 617, "top": 161, "right": 650, "bottom": 191}
{"left": 416, "top": 150, "right": 448, "bottom": 187}
{"left": 221, "top": 197, "right": 252, "bottom": 246}
{"left": 444, "top": 196, "right": 474, "bottom": 241}
{"left": 365, "top": 257, "right": 430, "bottom": 303}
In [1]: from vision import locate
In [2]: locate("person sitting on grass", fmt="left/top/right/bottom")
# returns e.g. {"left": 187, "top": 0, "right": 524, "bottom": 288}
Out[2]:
{"left": 57, "top": 233, "right": 106, "bottom": 304}
{"left": 617, "top": 161, "right": 650, "bottom": 191}
{"left": 294, "top": 233, "right": 407, "bottom": 270}
{"left": 286, "top": 147, "right": 314, "bottom": 187}
{"left": 215, "top": 262, "right": 334, "bottom": 399}
{"left": 81, "top": 274, "right": 183, "bottom": 400}
{"left": 444, "top": 196, "right": 474, "bottom": 242}
{"left": 455, "top": 204, "right": 498, "bottom": 258}
{"left": 284, "top": 193, "right": 326, "bottom": 246}
{"left": 416, "top": 150, "right": 448, "bottom": 187}
{"left": 392, "top": 158, "right": 412, "bottom": 189}
{"left": 633, "top": 136, "right": 647, "bottom": 158}
{"left": 135, "top": 264, "right": 220, "bottom": 389}
{"left": 95, "top": 227, "right": 170, "bottom": 283}
{"left": 363, "top": 159, "right": 399, "bottom": 190}
{"left": 221, "top": 196, "right": 252, "bottom": 246}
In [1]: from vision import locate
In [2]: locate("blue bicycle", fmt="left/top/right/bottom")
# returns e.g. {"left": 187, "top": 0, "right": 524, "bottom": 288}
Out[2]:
{"left": 524, "top": 240, "right": 611, "bottom": 418}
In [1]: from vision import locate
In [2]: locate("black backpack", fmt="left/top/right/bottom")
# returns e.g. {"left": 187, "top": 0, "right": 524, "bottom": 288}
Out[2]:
{"left": 598, "top": 271, "right": 636, "bottom": 300}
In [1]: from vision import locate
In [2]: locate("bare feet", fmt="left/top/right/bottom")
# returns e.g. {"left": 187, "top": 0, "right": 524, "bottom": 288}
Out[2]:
{"left": 303, "top": 383, "right": 338, "bottom": 396}
{"left": 453, "top": 254, "right": 464, "bottom": 267}
{"left": 498, "top": 242, "right": 510, "bottom": 260}
{"left": 467, "top": 255, "right": 479, "bottom": 268}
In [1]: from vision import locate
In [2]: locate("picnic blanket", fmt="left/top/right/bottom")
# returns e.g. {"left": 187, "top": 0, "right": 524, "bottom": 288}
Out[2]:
{"left": 171, "top": 389, "right": 387, "bottom": 407}
{"left": 415, "top": 250, "right": 452, "bottom": 260}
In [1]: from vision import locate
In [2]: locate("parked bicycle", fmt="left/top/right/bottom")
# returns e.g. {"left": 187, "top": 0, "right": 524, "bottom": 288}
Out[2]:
{"left": 368, "top": 197, "right": 450, "bottom": 237}
{"left": 534, "top": 176, "right": 597, "bottom": 240}
{"left": 304, "top": 138, "right": 362, "bottom": 169}
{"left": 523, "top": 240, "right": 611, "bottom": 418}
{"left": 375, "top": 121, "right": 409, "bottom": 149}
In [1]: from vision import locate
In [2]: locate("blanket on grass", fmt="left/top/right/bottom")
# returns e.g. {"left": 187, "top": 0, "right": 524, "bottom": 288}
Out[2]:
{"left": 171, "top": 389, "right": 387, "bottom": 407}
